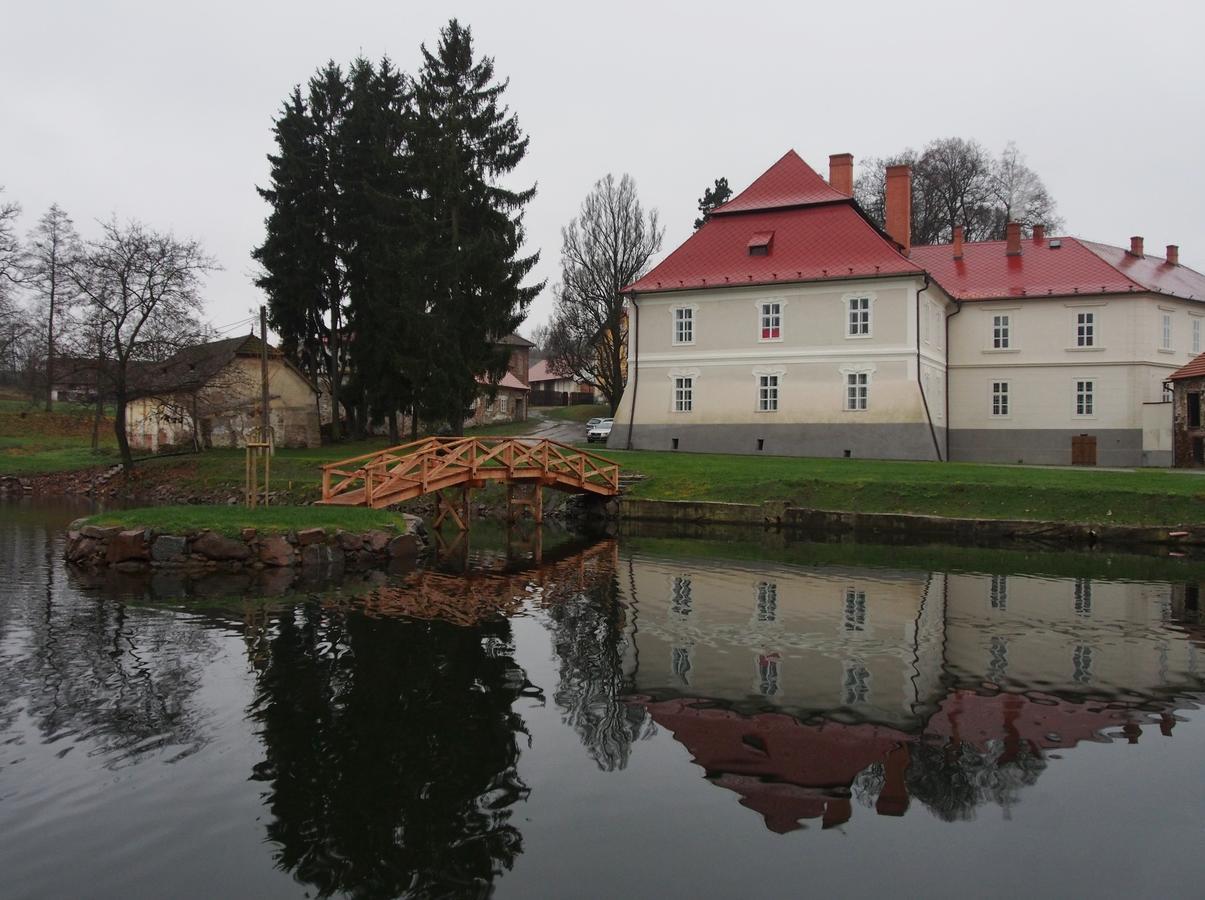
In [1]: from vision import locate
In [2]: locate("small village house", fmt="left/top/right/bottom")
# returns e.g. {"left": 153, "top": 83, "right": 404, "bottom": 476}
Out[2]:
{"left": 527, "top": 358, "right": 597, "bottom": 406}
{"left": 125, "top": 334, "right": 320, "bottom": 452}
{"left": 1168, "top": 352, "right": 1205, "bottom": 466}
{"left": 466, "top": 333, "right": 533, "bottom": 427}
{"left": 610, "top": 150, "right": 1205, "bottom": 466}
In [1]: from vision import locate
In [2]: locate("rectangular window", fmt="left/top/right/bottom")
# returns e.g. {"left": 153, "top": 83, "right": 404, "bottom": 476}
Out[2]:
{"left": 1162, "top": 313, "right": 1173, "bottom": 350}
{"left": 991, "top": 381, "right": 1009, "bottom": 416}
{"left": 1189, "top": 392, "right": 1201, "bottom": 428}
{"left": 760, "top": 302, "right": 781, "bottom": 340}
{"left": 673, "top": 376, "right": 693, "bottom": 412}
{"left": 989, "top": 575, "right": 1007, "bottom": 610}
{"left": 756, "top": 582, "right": 778, "bottom": 622}
{"left": 1075, "top": 380, "right": 1094, "bottom": 416}
{"left": 1076, "top": 311, "right": 1095, "bottom": 347}
{"left": 1194, "top": 318, "right": 1201, "bottom": 354}
{"left": 758, "top": 374, "right": 779, "bottom": 412}
{"left": 992, "top": 314, "right": 1011, "bottom": 349}
{"left": 848, "top": 297, "right": 871, "bottom": 336}
{"left": 843, "top": 588, "right": 867, "bottom": 632}
{"left": 846, "top": 372, "right": 868, "bottom": 410}
{"left": 842, "top": 661, "right": 870, "bottom": 705}
{"left": 674, "top": 307, "right": 693, "bottom": 344}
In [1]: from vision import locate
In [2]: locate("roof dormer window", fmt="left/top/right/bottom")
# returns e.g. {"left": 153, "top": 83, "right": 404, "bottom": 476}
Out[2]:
{"left": 748, "top": 231, "right": 774, "bottom": 257}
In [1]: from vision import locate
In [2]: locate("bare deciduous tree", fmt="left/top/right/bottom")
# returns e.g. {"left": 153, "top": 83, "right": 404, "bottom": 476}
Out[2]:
{"left": 0, "top": 188, "right": 24, "bottom": 361}
{"left": 24, "top": 204, "right": 82, "bottom": 410}
{"left": 855, "top": 138, "right": 1061, "bottom": 245}
{"left": 69, "top": 219, "right": 217, "bottom": 471}
{"left": 546, "top": 174, "right": 663, "bottom": 415}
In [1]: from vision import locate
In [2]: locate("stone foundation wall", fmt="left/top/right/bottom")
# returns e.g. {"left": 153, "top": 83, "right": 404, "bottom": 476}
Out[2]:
{"left": 65, "top": 520, "right": 422, "bottom": 572}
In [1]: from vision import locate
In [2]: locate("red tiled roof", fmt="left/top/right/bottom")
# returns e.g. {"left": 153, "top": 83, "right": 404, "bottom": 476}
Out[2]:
{"left": 475, "top": 371, "right": 529, "bottom": 391}
{"left": 711, "top": 150, "right": 848, "bottom": 214}
{"left": 528, "top": 358, "right": 573, "bottom": 383}
{"left": 627, "top": 203, "right": 921, "bottom": 294}
{"left": 1169, "top": 351, "right": 1205, "bottom": 381}
{"left": 913, "top": 236, "right": 1205, "bottom": 302}
{"left": 625, "top": 150, "right": 919, "bottom": 295}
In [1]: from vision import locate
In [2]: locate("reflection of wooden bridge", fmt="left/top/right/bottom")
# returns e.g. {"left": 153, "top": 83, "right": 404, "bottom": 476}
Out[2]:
{"left": 323, "top": 539, "right": 620, "bottom": 627}
{"left": 317, "top": 437, "right": 621, "bottom": 526}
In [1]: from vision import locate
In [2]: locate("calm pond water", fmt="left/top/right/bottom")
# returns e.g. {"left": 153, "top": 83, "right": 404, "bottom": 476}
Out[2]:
{"left": 3, "top": 500, "right": 1205, "bottom": 898}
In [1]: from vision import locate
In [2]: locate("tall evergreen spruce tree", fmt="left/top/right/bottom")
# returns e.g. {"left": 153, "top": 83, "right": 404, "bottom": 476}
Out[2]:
{"left": 412, "top": 19, "right": 542, "bottom": 433}
{"left": 339, "top": 57, "right": 421, "bottom": 443}
{"left": 254, "top": 87, "right": 338, "bottom": 435}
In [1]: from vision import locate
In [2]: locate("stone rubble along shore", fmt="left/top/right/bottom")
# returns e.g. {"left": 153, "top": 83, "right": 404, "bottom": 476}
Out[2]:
{"left": 64, "top": 516, "right": 425, "bottom": 572}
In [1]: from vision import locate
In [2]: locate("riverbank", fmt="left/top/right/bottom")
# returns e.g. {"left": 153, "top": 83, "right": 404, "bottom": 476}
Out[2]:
{"left": 66, "top": 505, "right": 422, "bottom": 572}
{"left": 603, "top": 448, "right": 1205, "bottom": 528}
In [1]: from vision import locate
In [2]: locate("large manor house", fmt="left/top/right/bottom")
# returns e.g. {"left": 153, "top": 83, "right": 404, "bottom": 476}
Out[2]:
{"left": 609, "top": 151, "right": 1205, "bottom": 466}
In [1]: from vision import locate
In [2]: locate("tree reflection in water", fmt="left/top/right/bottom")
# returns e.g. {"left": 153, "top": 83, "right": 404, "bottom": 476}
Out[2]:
{"left": 544, "top": 567, "right": 654, "bottom": 772}
{"left": 248, "top": 601, "right": 533, "bottom": 898}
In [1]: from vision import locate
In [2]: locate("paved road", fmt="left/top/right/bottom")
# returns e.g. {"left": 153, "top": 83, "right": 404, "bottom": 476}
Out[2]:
{"left": 527, "top": 409, "right": 591, "bottom": 445}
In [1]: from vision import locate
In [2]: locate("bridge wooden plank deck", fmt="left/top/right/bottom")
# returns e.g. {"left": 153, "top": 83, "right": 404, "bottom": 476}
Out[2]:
{"left": 316, "top": 436, "right": 621, "bottom": 510}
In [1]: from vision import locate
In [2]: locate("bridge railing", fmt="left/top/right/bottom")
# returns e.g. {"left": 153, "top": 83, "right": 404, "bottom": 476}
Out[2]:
{"left": 319, "top": 436, "right": 621, "bottom": 506}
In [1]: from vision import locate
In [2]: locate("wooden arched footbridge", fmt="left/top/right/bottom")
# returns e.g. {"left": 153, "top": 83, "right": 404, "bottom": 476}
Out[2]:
{"left": 317, "top": 436, "right": 620, "bottom": 528}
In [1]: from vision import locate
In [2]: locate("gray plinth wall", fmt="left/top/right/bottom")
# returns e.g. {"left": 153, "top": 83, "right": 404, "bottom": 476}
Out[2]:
{"left": 608, "top": 422, "right": 946, "bottom": 461}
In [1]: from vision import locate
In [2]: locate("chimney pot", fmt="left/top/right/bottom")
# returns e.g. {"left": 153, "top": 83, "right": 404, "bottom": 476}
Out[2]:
{"left": 952, "top": 224, "right": 964, "bottom": 259}
{"left": 1129, "top": 235, "right": 1144, "bottom": 257}
{"left": 885, "top": 164, "right": 912, "bottom": 256}
{"left": 1005, "top": 222, "right": 1022, "bottom": 256}
{"left": 1033, "top": 224, "right": 1046, "bottom": 242}
{"left": 1167, "top": 244, "right": 1179, "bottom": 266}
{"left": 829, "top": 153, "right": 854, "bottom": 196}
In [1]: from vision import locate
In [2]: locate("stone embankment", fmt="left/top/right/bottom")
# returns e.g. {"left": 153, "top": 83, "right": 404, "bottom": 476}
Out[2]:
{"left": 65, "top": 519, "right": 423, "bottom": 572}
{"left": 618, "top": 498, "right": 1205, "bottom": 550}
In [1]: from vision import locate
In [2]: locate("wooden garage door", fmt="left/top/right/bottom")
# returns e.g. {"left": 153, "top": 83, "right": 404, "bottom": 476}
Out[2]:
{"left": 1071, "top": 434, "right": 1097, "bottom": 466}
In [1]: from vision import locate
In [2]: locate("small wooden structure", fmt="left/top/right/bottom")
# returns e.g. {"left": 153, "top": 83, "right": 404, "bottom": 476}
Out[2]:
{"left": 245, "top": 425, "right": 274, "bottom": 508}
{"left": 317, "top": 436, "right": 620, "bottom": 527}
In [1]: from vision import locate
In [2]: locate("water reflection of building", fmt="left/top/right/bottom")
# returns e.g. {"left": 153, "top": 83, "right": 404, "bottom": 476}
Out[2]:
{"left": 618, "top": 552, "right": 1205, "bottom": 832}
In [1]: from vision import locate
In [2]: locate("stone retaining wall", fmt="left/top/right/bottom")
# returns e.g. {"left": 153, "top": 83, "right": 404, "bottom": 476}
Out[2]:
{"left": 65, "top": 519, "right": 422, "bottom": 572}
{"left": 618, "top": 498, "right": 1205, "bottom": 550}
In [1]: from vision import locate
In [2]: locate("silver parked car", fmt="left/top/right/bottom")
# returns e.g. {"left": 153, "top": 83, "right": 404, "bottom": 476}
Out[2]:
{"left": 586, "top": 418, "right": 613, "bottom": 443}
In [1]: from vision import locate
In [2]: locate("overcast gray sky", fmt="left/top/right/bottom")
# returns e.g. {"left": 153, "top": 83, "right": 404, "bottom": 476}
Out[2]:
{"left": 4, "top": 0, "right": 1203, "bottom": 337}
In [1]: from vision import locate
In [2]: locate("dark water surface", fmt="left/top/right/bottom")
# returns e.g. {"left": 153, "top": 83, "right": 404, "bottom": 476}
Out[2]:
{"left": 3, "top": 500, "right": 1205, "bottom": 898}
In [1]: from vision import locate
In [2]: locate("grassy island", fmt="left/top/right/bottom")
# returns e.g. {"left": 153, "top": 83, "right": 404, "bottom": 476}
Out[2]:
{"left": 82, "top": 505, "right": 409, "bottom": 538}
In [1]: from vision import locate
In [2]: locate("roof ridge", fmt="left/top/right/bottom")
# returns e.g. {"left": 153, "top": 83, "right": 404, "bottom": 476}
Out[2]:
{"left": 1072, "top": 238, "right": 1150, "bottom": 292}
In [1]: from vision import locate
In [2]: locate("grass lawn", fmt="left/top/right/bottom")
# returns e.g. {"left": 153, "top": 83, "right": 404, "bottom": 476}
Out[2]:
{"left": 0, "top": 398, "right": 121, "bottom": 474}
{"left": 599, "top": 447, "right": 1205, "bottom": 527}
{"left": 83, "top": 504, "right": 409, "bottom": 537}
{"left": 534, "top": 403, "right": 610, "bottom": 423}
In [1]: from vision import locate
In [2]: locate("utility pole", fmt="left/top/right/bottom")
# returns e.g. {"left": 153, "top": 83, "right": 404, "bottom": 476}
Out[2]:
{"left": 260, "top": 305, "right": 270, "bottom": 437}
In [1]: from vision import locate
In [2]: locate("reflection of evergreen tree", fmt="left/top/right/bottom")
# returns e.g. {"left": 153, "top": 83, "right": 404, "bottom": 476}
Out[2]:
{"left": 249, "top": 602, "right": 531, "bottom": 897}
{"left": 546, "top": 576, "right": 651, "bottom": 771}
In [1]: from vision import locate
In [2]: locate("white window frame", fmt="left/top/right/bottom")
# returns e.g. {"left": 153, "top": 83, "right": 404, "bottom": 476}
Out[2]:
{"left": 845, "top": 372, "right": 869, "bottom": 411}
{"left": 991, "top": 381, "right": 1010, "bottom": 418}
{"left": 1076, "top": 311, "right": 1095, "bottom": 348}
{"left": 843, "top": 293, "right": 875, "bottom": 339}
{"left": 1193, "top": 316, "right": 1202, "bottom": 354}
{"left": 992, "top": 314, "right": 1011, "bottom": 350}
{"left": 673, "top": 377, "right": 693, "bottom": 412}
{"left": 752, "top": 367, "right": 784, "bottom": 413}
{"left": 1161, "top": 312, "right": 1173, "bottom": 352}
{"left": 1074, "top": 378, "right": 1095, "bottom": 418}
{"left": 672, "top": 305, "right": 696, "bottom": 346}
{"left": 840, "top": 364, "right": 874, "bottom": 412}
{"left": 756, "top": 299, "right": 785, "bottom": 343}
{"left": 758, "top": 374, "right": 779, "bottom": 412}
{"left": 668, "top": 368, "right": 699, "bottom": 413}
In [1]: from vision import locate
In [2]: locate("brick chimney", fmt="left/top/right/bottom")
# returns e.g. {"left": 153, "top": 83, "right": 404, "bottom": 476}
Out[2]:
{"left": 1005, "top": 221, "right": 1022, "bottom": 256}
{"left": 885, "top": 164, "right": 911, "bottom": 256}
{"left": 1129, "top": 235, "right": 1144, "bottom": 257}
{"left": 952, "top": 224, "right": 964, "bottom": 259}
{"left": 829, "top": 153, "right": 853, "bottom": 196}
{"left": 1167, "top": 244, "right": 1179, "bottom": 266}
{"left": 1032, "top": 224, "right": 1046, "bottom": 242}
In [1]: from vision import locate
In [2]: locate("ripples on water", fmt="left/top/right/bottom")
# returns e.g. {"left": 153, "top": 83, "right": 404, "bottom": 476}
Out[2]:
{"left": 2, "top": 500, "right": 1205, "bottom": 898}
